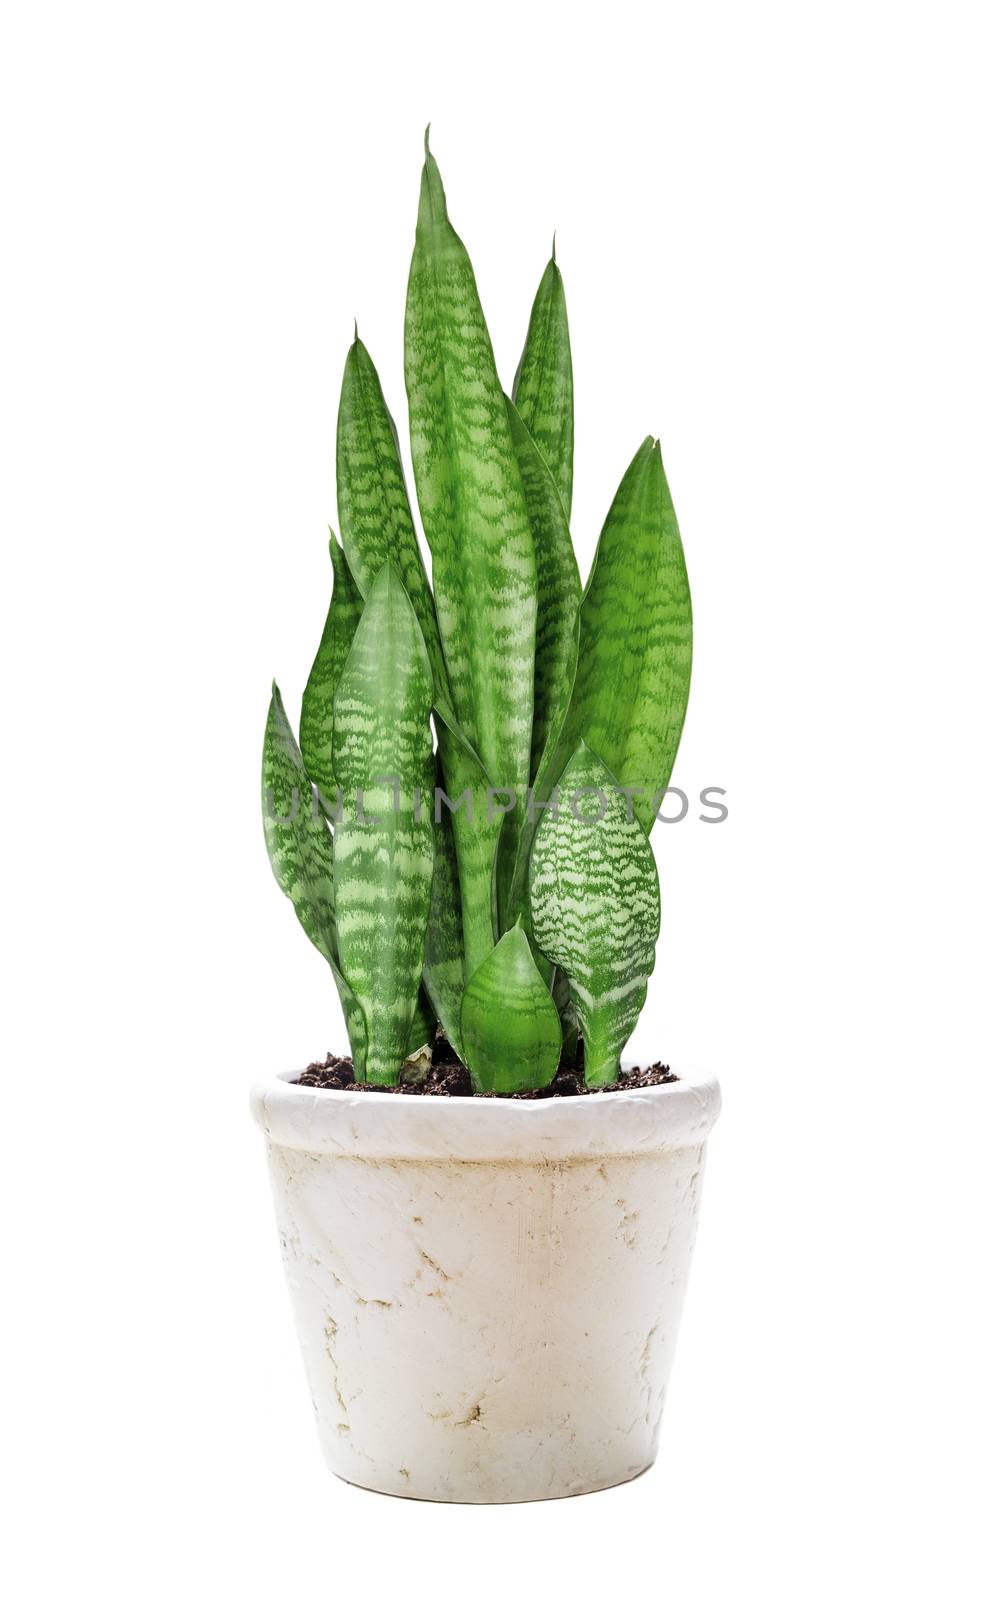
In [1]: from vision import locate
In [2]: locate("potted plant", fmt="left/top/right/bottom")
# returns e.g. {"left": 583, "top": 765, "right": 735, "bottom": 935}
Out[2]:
{"left": 252, "top": 133, "right": 720, "bottom": 1504}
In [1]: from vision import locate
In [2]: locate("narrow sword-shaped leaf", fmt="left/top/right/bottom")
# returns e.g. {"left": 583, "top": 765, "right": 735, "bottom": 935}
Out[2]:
{"left": 504, "top": 609, "right": 580, "bottom": 929}
{"left": 504, "top": 396, "right": 581, "bottom": 782}
{"left": 336, "top": 327, "right": 495, "bottom": 978}
{"left": 404, "top": 134, "right": 537, "bottom": 871}
{"left": 422, "top": 769, "right": 466, "bottom": 1059}
{"left": 512, "top": 244, "right": 574, "bottom": 519}
{"left": 332, "top": 566, "right": 435, "bottom": 1083}
{"left": 432, "top": 701, "right": 500, "bottom": 979}
{"left": 299, "top": 532, "right": 363, "bottom": 803}
{"left": 460, "top": 922, "right": 561, "bottom": 1093}
{"left": 561, "top": 438, "right": 692, "bottom": 835}
{"left": 529, "top": 742, "right": 661, "bottom": 1084}
{"left": 262, "top": 683, "right": 367, "bottom": 1069}
{"left": 337, "top": 334, "right": 449, "bottom": 696}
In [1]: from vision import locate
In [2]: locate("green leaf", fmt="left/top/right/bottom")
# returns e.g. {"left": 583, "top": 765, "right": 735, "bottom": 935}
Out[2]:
{"left": 562, "top": 438, "right": 692, "bottom": 835}
{"left": 337, "top": 334, "right": 449, "bottom": 697}
{"left": 460, "top": 923, "right": 561, "bottom": 1093}
{"left": 431, "top": 703, "right": 501, "bottom": 980}
{"left": 504, "top": 396, "right": 581, "bottom": 784}
{"left": 502, "top": 610, "right": 580, "bottom": 930}
{"left": 404, "top": 135, "right": 537, "bottom": 930}
{"left": 332, "top": 565, "right": 435, "bottom": 1083}
{"left": 495, "top": 393, "right": 581, "bottom": 934}
{"left": 512, "top": 245, "right": 574, "bottom": 519}
{"left": 529, "top": 742, "right": 660, "bottom": 1084}
{"left": 422, "top": 769, "right": 466, "bottom": 1059}
{"left": 407, "top": 990, "right": 435, "bottom": 1057}
{"left": 299, "top": 532, "right": 364, "bottom": 803}
{"left": 262, "top": 683, "right": 367, "bottom": 1069}
{"left": 552, "top": 970, "right": 581, "bottom": 1065}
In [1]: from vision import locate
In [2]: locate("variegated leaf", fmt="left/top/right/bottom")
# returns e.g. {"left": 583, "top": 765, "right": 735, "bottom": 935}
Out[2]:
{"left": 460, "top": 922, "right": 561, "bottom": 1093}
{"left": 336, "top": 326, "right": 495, "bottom": 982}
{"left": 495, "top": 393, "right": 581, "bottom": 934}
{"left": 505, "top": 396, "right": 581, "bottom": 783}
{"left": 404, "top": 133, "right": 537, "bottom": 925}
{"left": 552, "top": 969, "right": 581, "bottom": 1065}
{"left": 512, "top": 244, "right": 574, "bottom": 519}
{"left": 432, "top": 701, "right": 500, "bottom": 980}
{"left": 529, "top": 742, "right": 660, "bottom": 1084}
{"left": 422, "top": 768, "right": 466, "bottom": 1059}
{"left": 561, "top": 438, "right": 692, "bottom": 834}
{"left": 332, "top": 565, "right": 435, "bottom": 1083}
{"left": 262, "top": 683, "right": 367, "bottom": 1069}
{"left": 299, "top": 532, "right": 363, "bottom": 804}
{"left": 337, "top": 333, "right": 449, "bottom": 697}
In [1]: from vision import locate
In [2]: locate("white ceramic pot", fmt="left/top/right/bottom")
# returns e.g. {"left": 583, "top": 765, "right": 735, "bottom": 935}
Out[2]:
{"left": 251, "top": 1064, "right": 720, "bottom": 1503}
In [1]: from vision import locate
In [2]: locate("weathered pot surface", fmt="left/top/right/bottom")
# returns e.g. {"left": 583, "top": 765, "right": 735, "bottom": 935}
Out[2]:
{"left": 251, "top": 1061, "right": 720, "bottom": 1503}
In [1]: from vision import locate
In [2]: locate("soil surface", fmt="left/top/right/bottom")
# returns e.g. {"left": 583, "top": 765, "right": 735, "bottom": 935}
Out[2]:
{"left": 297, "top": 1039, "right": 677, "bottom": 1097}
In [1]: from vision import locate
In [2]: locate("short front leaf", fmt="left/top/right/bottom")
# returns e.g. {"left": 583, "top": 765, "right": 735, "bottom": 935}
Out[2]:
{"left": 460, "top": 923, "right": 561, "bottom": 1094}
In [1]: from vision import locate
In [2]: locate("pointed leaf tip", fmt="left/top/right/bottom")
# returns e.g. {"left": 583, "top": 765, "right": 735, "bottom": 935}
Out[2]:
{"left": 552, "top": 230, "right": 557, "bottom": 262}
{"left": 424, "top": 123, "right": 431, "bottom": 155}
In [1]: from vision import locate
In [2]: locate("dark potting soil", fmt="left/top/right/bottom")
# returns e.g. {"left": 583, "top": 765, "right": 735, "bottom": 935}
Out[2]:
{"left": 296, "top": 1039, "right": 677, "bottom": 1098}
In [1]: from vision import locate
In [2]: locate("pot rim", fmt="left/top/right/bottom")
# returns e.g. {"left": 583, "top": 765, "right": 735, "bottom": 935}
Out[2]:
{"left": 251, "top": 1060, "right": 721, "bottom": 1162}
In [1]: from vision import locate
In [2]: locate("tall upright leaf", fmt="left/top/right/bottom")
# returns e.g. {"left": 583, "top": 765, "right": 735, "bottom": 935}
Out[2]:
{"left": 299, "top": 532, "right": 364, "bottom": 803}
{"left": 529, "top": 743, "right": 661, "bottom": 1084}
{"left": 262, "top": 683, "right": 367, "bottom": 1068}
{"left": 512, "top": 244, "right": 574, "bottom": 519}
{"left": 332, "top": 566, "right": 435, "bottom": 1083}
{"left": 560, "top": 438, "right": 692, "bottom": 835}
{"left": 404, "top": 132, "right": 538, "bottom": 957}
{"left": 431, "top": 704, "right": 501, "bottom": 979}
{"left": 505, "top": 397, "right": 581, "bottom": 783}
{"left": 336, "top": 334, "right": 448, "bottom": 695}
{"left": 422, "top": 773, "right": 466, "bottom": 1059}
{"left": 460, "top": 922, "right": 561, "bottom": 1094}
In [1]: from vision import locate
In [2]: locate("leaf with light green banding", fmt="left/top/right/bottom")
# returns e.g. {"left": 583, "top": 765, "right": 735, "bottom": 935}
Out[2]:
{"left": 299, "top": 532, "right": 363, "bottom": 803}
{"left": 498, "top": 393, "right": 575, "bottom": 934}
{"left": 529, "top": 743, "right": 660, "bottom": 1084}
{"left": 552, "top": 969, "right": 581, "bottom": 1065}
{"left": 460, "top": 922, "right": 561, "bottom": 1093}
{"left": 337, "top": 334, "right": 449, "bottom": 697}
{"left": 262, "top": 683, "right": 367, "bottom": 1069}
{"left": 559, "top": 438, "right": 692, "bottom": 835}
{"left": 422, "top": 771, "right": 466, "bottom": 1058}
{"left": 404, "top": 133, "right": 537, "bottom": 914}
{"left": 504, "top": 396, "right": 580, "bottom": 783}
{"left": 431, "top": 702, "right": 500, "bottom": 981}
{"left": 332, "top": 566, "right": 435, "bottom": 1083}
{"left": 512, "top": 246, "right": 574, "bottom": 519}
{"left": 503, "top": 610, "right": 580, "bottom": 930}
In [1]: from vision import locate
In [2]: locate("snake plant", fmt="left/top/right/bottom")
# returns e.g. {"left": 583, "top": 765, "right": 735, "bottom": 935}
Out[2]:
{"left": 262, "top": 133, "right": 691, "bottom": 1090}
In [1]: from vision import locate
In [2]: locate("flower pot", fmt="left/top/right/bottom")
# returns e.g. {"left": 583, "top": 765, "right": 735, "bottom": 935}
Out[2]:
{"left": 251, "top": 1064, "right": 720, "bottom": 1503}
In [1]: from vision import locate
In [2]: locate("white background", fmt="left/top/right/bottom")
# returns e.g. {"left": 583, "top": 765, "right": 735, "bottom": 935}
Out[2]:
{"left": 3, "top": 2, "right": 986, "bottom": 1595}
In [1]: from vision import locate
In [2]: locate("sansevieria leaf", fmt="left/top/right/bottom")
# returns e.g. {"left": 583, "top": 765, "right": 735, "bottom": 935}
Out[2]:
{"left": 262, "top": 683, "right": 367, "bottom": 1069}
{"left": 460, "top": 922, "right": 561, "bottom": 1094}
{"left": 332, "top": 565, "right": 435, "bottom": 1083}
{"left": 497, "top": 403, "right": 580, "bottom": 927}
{"left": 405, "top": 132, "right": 538, "bottom": 956}
{"left": 299, "top": 532, "right": 363, "bottom": 804}
{"left": 512, "top": 243, "right": 574, "bottom": 519}
{"left": 560, "top": 438, "right": 692, "bottom": 835}
{"left": 505, "top": 396, "right": 581, "bottom": 784}
{"left": 422, "top": 772, "right": 466, "bottom": 1059}
{"left": 336, "top": 334, "right": 448, "bottom": 696}
{"left": 529, "top": 742, "right": 661, "bottom": 1084}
